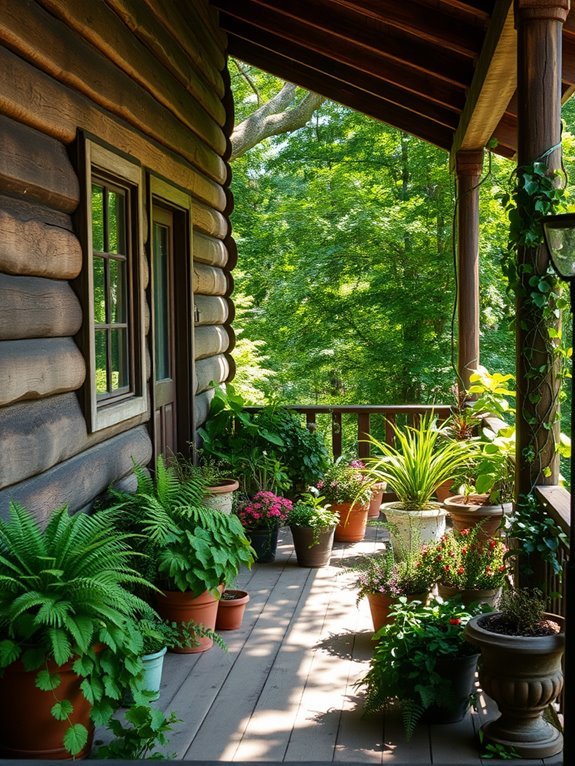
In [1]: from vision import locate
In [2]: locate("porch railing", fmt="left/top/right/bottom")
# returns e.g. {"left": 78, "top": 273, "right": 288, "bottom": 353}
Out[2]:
{"left": 246, "top": 404, "right": 452, "bottom": 459}
{"left": 535, "top": 485, "right": 570, "bottom": 616}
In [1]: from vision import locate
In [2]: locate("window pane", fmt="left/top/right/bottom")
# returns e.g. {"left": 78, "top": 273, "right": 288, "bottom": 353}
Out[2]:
{"left": 109, "top": 258, "right": 126, "bottom": 323}
{"left": 111, "top": 329, "right": 129, "bottom": 390}
{"left": 108, "top": 190, "right": 126, "bottom": 254}
{"left": 95, "top": 330, "right": 108, "bottom": 394}
{"left": 153, "top": 223, "right": 170, "bottom": 381}
{"left": 93, "top": 256, "right": 106, "bottom": 324}
{"left": 92, "top": 184, "right": 104, "bottom": 252}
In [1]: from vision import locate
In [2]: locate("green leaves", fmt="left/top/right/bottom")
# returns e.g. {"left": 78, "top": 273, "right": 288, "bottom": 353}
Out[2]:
{"left": 63, "top": 723, "right": 89, "bottom": 756}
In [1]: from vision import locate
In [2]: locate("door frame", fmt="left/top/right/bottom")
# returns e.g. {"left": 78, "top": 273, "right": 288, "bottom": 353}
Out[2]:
{"left": 147, "top": 175, "right": 195, "bottom": 460}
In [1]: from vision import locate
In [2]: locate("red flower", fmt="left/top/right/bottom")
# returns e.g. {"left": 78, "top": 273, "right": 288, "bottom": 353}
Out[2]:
{"left": 489, "top": 539, "right": 497, "bottom": 550}
{"left": 449, "top": 617, "right": 461, "bottom": 625}
{"left": 460, "top": 529, "right": 470, "bottom": 536}
{"left": 457, "top": 566, "right": 465, "bottom": 575}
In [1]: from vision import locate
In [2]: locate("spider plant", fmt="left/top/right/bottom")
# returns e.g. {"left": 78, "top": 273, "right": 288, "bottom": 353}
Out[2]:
{"left": 364, "top": 413, "right": 476, "bottom": 511}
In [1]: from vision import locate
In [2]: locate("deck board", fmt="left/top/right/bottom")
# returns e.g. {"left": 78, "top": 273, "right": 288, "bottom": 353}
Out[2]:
{"left": 95, "top": 522, "right": 563, "bottom": 765}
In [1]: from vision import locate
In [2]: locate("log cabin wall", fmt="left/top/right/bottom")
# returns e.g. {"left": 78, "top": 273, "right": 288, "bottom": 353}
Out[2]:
{"left": 0, "top": 0, "right": 235, "bottom": 520}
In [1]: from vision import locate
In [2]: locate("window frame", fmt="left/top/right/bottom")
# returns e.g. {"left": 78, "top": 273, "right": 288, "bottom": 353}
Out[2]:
{"left": 82, "top": 138, "right": 148, "bottom": 433}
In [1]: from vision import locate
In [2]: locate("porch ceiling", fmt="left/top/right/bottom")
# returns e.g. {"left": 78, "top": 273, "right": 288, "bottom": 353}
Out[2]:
{"left": 208, "top": 0, "right": 575, "bottom": 160}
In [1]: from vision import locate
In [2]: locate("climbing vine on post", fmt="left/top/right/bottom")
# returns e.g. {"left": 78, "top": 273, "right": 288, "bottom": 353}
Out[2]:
{"left": 498, "top": 156, "right": 570, "bottom": 583}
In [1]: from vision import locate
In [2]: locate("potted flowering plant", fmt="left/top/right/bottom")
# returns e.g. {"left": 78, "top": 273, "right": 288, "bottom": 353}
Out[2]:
{"left": 350, "top": 546, "right": 435, "bottom": 631}
{"left": 357, "top": 597, "right": 490, "bottom": 738}
{"left": 236, "top": 491, "right": 293, "bottom": 562}
{"left": 316, "top": 458, "right": 372, "bottom": 542}
{"left": 422, "top": 524, "right": 510, "bottom": 607}
{"left": 286, "top": 492, "right": 340, "bottom": 567}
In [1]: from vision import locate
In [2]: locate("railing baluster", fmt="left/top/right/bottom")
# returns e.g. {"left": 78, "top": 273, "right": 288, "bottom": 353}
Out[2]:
{"left": 332, "top": 411, "right": 342, "bottom": 458}
{"left": 305, "top": 411, "right": 316, "bottom": 430}
{"left": 358, "top": 412, "right": 370, "bottom": 459}
{"left": 385, "top": 413, "right": 396, "bottom": 447}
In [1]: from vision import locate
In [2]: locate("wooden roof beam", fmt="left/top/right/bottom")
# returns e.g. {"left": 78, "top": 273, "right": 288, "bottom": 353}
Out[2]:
{"left": 223, "top": 14, "right": 468, "bottom": 111}
{"left": 449, "top": 0, "right": 516, "bottom": 168}
{"left": 213, "top": 0, "right": 475, "bottom": 86}
{"left": 319, "top": 0, "right": 485, "bottom": 55}
{"left": 230, "top": 36, "right": 460, "bottom": 129}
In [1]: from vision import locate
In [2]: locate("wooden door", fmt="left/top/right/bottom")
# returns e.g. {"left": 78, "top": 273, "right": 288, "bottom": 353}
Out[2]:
{"left": 152, "top": 205, "right": 177, "bottom": 458}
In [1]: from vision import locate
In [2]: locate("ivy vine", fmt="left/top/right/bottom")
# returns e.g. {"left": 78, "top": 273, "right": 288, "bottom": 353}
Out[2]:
{"left": 498, "top": 156, "right": 568, "bottom": 487}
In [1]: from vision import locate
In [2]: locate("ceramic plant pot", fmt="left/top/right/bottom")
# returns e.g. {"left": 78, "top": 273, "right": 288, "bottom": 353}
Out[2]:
{"left": 247, "top": 526, "right": 279, "bottom": 562}
{"left": 437, "top": 583, "right": 502, "bottom": 608}
{"left": 216, "top": 589, "right": 250, "bottom": 630}
{"left": 366, "top": 591, "right": 429, "bottom": 633}
{"left": 0, "top": 657, "right": 93, "bottom": 759}
{"left": 203, "top": 479, "right": 239, "bottom": 514}
{"left": 382, "top": 502, "right": 447, "bottom": 559}
{"left": 443, "top": 495, "right": 510, "bottom": 540}
{"left": 333, "top": 502, "right": 369, "bottom": 542}
{"left": 421, "top": 652, "right": 480, "bottom": 724}
{"left": 465, "top": 612, "right": 565, "bottom": 758}
{"left": 368, "top": 481, "right": 387, "bottom": 519}
{"left": 156, "top": 589, "right": 220, "bottom": 653}
{"left": 290, "top": 524, "right": 336, "bottom": 567}
{"left": 124, "top": 646, "right": 167, "bottom": 704}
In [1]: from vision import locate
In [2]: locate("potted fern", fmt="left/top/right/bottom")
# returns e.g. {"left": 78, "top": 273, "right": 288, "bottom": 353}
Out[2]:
{"left": 109, "top": 456, "right": 255, "bottom": 652}
{"left": 364, "top": 413, "right": 474, "bottom": 558}
{"left": 0, "top": 502, "right": 154, "bottom": 759}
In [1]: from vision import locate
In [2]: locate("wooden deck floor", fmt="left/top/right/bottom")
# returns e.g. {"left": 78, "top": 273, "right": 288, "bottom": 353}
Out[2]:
{"left": 96, "top": 523, "right": 563, "bottom": 766}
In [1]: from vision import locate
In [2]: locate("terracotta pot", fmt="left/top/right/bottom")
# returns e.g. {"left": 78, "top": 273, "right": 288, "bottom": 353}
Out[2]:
{"left": 368, "top": 481, "right": 387, "bottom": 519}
{"left": 437, "top": 582, "right": 502, "bottom": 608}
{"left": 156, "top": 588, "right": 220, "bottom": 653}
{"left": 465, "top": 612, "right": 565, "bottom": 758}
{"left": 382, "top": 502, "right": 447, "bottom": 559}
{"left": 246, "top": 526, "right": 279, "bottom": 562}
{"left": 366, "top": 591, "right": 429, "bottom": 632}
{"left": 0, "top": 657, "right": 93, "bottom": 759}
{"left": 435, "top": 480, "right": 454, "bottom": 502}
{"left": 421, "top": 652, "right": 480, "bottom": 724}
{"left": 290, "top": 524, "right": 335, "bottom": 567}
{"left": 443, "top": 494, "right": 510, "bottom": 540}
{"left": 203, "top": 479, "right": 239, "bottom": 515}
{"left": 333, "top": 502, "right": 369, "bottom": 542}
{"left": 216, "top": 589, "right": 250, "bottom": 630}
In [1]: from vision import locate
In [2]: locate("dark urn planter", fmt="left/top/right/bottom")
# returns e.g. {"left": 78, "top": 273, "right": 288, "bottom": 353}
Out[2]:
{"left": 422, "top": 652, "right": 480, "bottom": 724}
{"left": 247, "top": 526, "right": 279, "bottom": 563}
{"left": 465, "top": 612, "right": 565, "bottom": 758}
{"left": 290, "top": 524, "right": 335, "bottom": 567}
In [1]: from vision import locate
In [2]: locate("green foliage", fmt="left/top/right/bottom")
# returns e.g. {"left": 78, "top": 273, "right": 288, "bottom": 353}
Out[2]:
{"left": 505, "top": 493, "right": 567, "bottom": 577}
{"left": 108, "top": 457, "right": 254, "bottom": 594}
{"left": 0, "top": 502, "right": 157, "bottom": 756}
{"left": 357, "top": 597, "right": 489, "bottom": 738}
{"left": 479, "top": 731, "right": 520, "bottom": 760}
{"left": 497, "top": 587, "right": 547, "bottom": 634}
{"left": 138, "top": 618, "right": 226, "bottom": 655}
{"left": 286, "top": 492, "right": 339, "bottom": 545}
{"left": 92, "top": 704, "right": 180, "bottom": 760}
{"left": 364, "top": 413, "right": 474, "bottom": 510}
{"left": 199, "top": 384, "right": 329, "bottom": 497}
{"left": 315, "top": 458, "right": 372, "bottom": 505}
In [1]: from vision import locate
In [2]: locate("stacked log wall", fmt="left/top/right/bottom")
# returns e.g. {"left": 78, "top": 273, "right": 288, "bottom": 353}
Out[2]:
{"left": 0, "top": 0, "right": 235, "bottom": 519}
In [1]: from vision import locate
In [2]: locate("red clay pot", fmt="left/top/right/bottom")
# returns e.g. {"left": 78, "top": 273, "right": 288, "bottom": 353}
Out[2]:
{"left": 216, "top": 589, "right": 250, "bottom": 630}
{"left": 366, "top": 591, "right": 429, "bottom": 632}
{"left": 368, "top": 482, "right": 386, "bottom": 519}
{"left": 333, "top": 502, "right": 369, "bottom": 542}
{"left": 156, "top": 588, "right": 221, "bottom": 653}
{"left": 0, "top": 657, "right": 93, "bottom": 759}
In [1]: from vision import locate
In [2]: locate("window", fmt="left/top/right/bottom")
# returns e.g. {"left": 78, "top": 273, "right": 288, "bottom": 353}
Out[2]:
{"left": 82, "top": 139, "right": 147, "bottom": 432}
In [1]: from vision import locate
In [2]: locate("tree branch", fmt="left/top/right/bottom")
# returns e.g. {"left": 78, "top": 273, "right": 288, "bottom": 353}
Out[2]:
{"left": 231, "top": 85, "right": 326, "bottom": 160}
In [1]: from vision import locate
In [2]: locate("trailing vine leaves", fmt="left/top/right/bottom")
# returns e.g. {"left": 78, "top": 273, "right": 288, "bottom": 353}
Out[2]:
{"left": 498, "top": 157, "right": 568, "bottom": 492}
{"left": 505, "top": 493, "right": 567, "bottom": 579}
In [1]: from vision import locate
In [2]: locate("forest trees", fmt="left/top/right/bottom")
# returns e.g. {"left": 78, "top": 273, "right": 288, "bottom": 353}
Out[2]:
{"left": 229, "top": 64, "right": 556, "bottom": 406}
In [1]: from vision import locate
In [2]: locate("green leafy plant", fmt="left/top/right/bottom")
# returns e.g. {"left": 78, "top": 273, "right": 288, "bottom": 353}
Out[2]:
{"left": 108, "top": 457, "right": 254, "bottom": 595}
{"left": 92, "top": 705, "right": 180, "bottom": 759}
{"left": 286, "top": 492, "right": 340, "bottom": 546}
{"left": 315, "top": 458, "right": 371, "bottom": 505}
{"left": 0, "top": 502, "right": 156, "bottom": 756}
{"left": 505, "top": 493, "right": 567, "bottom": 577}
{"left": 139, "top": 618, "right": 226, "bottom": 655}
{"left": 364, "top": 413, "right": 474, "bottom": 511}
{"left": 349, "top": 546, "right": 435, "bottom": 604}
{"left": 357, "top": 597, "right": 490, "bottom": 738}
{"left": 479, "top": 731, "right": 520, "bottom": 760}
{"left": 497, "top": 587, "right": 548, "bottom": 635}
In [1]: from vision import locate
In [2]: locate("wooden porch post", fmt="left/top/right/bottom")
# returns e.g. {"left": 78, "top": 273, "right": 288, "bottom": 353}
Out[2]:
{"left": 515, "top": 0, "right": 569, "bottom": 495}
{"left": 456, "top": 149, "right": 483, "bottom": 393}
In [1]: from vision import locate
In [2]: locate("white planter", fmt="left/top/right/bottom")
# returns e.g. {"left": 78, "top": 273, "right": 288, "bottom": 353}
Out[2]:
{"left": 203, "top": 479, "right": 239, "bottom": 514}
{"left": 382, "top": 502, "right": 447, "bottom": 558}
